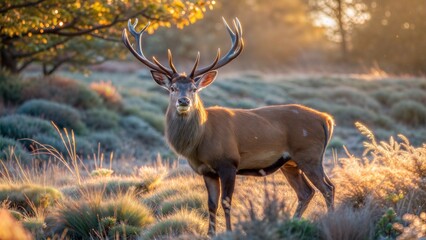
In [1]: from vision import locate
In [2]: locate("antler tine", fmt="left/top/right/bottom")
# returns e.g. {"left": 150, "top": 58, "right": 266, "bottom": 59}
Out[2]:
{"left": 213, "top": 18, "right": 243, "bottom": 69}
{"left": 189, "top": 52, "right": 201, "bottom": 78}
{"left": 122, "top": 19, "right": 174, "bottom": 77}
{"left": 222, "top": 17, "right": 239, "bottom": 53}
{"left": 168, "top": 49, "right": 178, "bottom": 74}
{"left": 127, "top": 19, "right": 149, "bottom": 58}
{"left": 192, "top": 17, "right": 243, "bottom": 77}
{"left": 193, "top": 48, "right": 221, "bottom": 77}
{"left": 236, "top": 17, "right": 243, "bottom": 36}
{"left": 152, "top": 56, "right": 175, "bottom": 75}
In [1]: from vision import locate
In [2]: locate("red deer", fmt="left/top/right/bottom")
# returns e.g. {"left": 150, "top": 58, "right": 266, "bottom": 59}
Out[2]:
{"left": 122, "top": 18, "right": 335, "bottom": 235}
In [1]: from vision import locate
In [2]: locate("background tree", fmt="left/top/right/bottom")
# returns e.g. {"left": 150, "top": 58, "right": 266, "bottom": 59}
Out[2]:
{"left": 308, "top": 0, "right": 368, "bottom": 60}
{"left": 0, "top": 0, "right": 214, "bottom": 75}
{"left": 351, "top": 0, "right": 426, "bottom": 73}
{"left": 146, "top": 0, "right": 326, "bottom": 71}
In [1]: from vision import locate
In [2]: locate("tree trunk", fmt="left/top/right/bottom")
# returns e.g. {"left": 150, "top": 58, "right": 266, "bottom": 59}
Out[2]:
{"left": 336, "top": 0, "right": 348, "bottom": 61}
{"left": 1, "top": 48, "right": 19, "bottom": 74}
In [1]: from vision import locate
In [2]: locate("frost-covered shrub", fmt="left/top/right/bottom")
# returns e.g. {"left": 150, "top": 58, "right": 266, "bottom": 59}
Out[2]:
{"left": 17, "top": 99, "right": 86, "bottom": 133}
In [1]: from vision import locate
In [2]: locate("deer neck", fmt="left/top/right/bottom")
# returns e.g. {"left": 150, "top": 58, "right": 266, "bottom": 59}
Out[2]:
{"left": 165, "top": 95, "right": 207, "bottom": 158}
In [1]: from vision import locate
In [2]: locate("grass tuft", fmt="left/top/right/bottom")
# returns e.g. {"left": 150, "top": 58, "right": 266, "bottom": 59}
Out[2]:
{"left": 316, "top": 202, "right": 379, "bottom": 240}
{"left": 160, "top": 192, "right": 206, "bottom": 216}
{"left": 142, "top": 209, "right": 206, "bottom": 239}
{"left": 22, "top": 217, "right": 46, "bottom": 239}
{"left": 0, "top": 184, "right": 62, "bottom": 214}
{"left": 49, "top": 194, "right": 154, "bottom": 239}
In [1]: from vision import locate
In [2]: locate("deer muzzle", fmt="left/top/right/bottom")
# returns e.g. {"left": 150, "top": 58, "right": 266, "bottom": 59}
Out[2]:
{"left": 176, "top": 97, "right": 191, "bottom": 114}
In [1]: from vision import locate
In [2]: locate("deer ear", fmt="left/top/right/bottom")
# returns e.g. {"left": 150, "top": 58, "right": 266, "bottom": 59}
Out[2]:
{"left": 151, "top": 70, "right": 170, "bottom": 90}
{"left": 195, "top": 71, "right": 217, "bottom": 90}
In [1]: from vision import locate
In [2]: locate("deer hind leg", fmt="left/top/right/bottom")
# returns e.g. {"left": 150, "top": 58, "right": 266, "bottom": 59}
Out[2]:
{"left": 280, "top": 163, "right": 315, "bottom": 218}
{"left": 217, "top": 164, "right": 237, "bottom": 232}
{"left": 301, "top": 163, "right": 335, "bottom": 212}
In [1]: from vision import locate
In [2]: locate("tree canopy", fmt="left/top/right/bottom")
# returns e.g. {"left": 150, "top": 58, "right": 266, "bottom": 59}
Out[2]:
{"left": 0, "top": 0, "right": 214, "bottom": 74}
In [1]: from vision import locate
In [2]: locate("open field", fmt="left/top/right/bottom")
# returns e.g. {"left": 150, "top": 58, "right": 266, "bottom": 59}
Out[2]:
{"left": 0, "top": 71, "right": 426, "bottom": 239}
{"left": 3, "top": 71, "right": 426, "bottom": 161}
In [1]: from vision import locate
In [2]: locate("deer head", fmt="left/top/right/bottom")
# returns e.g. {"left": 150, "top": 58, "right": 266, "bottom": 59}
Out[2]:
{"left": 122, "top": 18, "right": 244, "bottom": 115}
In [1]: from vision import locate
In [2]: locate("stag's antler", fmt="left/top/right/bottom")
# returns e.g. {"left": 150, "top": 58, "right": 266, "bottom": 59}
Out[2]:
{"left": 190, "top": 17, "right": 244, "bottom": 78}
{"left": 122, "top": 19, "right": 177, "bottom": 77}
{"left": 122, "top": 18, "right": 244, "bottom": 79}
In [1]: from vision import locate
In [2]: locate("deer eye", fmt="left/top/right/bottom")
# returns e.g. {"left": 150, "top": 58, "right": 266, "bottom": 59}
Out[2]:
{"left": 170, "top": 86, "right": 177, "bottom": 92}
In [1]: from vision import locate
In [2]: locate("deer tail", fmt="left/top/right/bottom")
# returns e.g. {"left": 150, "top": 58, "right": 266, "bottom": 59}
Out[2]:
{"left": 323, "top": 115, "right": 335, "bottom": 151}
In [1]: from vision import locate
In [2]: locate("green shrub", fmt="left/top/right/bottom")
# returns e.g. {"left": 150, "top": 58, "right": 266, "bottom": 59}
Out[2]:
{"left": 17, "top": 99, "right": 87, "bottom": 133}
{"left": 83, "top": 108, "right": 119, "bottom": 130}
{"left": 50, "top": 196, "right": 154, "bottom": 239}
{"left": 145, "top": 94, "right": 169, "bottom": 112}
{"left": 120, "top": 116, "right": 164, "bottom": 146}
{"left": 124, "top": 97, "right": 163, "bottom": 114}
{"left": 330, "top": 105, "right": 378, "bottom": 127}
{"left": 32, "top": 134, "right": 67, "bottom": 155}
{"left": 276, "top": 219, "right": 319, "bottom": 240}
{"left": 391, "top": 100, "right": 426, "bottom": 127}
{"left": 74, "top": 136, "right": 94, "bottom": 155}
{"left": 398, "top": 88, "right": 426, "bottom": 105}
{"left": 142, "top": 209, "right": 206, "bottom": 239}
{"left": 133, "top": 110, "right": 165, "bottom": 133}
{"left": 0, "top": 184, "right": 62, "bottom": 214}
{"left": 0, "top": 115, "right": 54, "bottom": 140}
{"left": 0, "top": 136, "right": 31, "bottom": 162}
{"left": 33, "top": 134, "right": 93, "bottom": 156}
{"left": 21, "top": 75, "right": 103, "bottom": 109}
{"left": 375, "top": 208, "right": 402, "bottom": 239}
{"left": 374, "top": 115, "right": 397, "bottom": 130}
{"left": 88, "top": 132, "right": 121, "bottom": 153}
{"left": 326, "top": 87, "right": 381, "bottom": 110}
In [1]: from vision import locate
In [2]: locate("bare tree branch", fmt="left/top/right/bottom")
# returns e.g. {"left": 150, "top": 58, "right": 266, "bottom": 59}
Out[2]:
{"left": 13, "top": 37, "right": 71, "bottom": 58}
{"left": 0, "top": 0, "right": 45, "bottom": 14}
{"left": 17, "top": 58, "right": 36, "bottom": 72}
{"left": 89, "top": 33, "right": 120, "bottom": 42}
{"left": 42, "top": 54, "right": 75, "bottom": 75}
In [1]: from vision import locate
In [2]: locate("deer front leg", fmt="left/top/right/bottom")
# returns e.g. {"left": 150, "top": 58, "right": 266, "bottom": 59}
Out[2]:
{"left": 218, "top": 164, "right": 237, "bottom": 232}
{"left": 203, "top": 174, "right": 220, "bottom": 236}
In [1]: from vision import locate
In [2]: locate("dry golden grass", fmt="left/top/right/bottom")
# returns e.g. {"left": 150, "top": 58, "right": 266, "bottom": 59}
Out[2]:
{"left": 0, "top": 123, "right": 425, "bottom": 239}
{"left": 0, "top": 209, "right": 31, "bottom": 240}
{"left": 334, "top": 123, "right": 426, "bottom": 214}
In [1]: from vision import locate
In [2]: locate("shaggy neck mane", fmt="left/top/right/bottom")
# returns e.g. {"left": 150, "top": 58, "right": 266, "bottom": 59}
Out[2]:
{"left": 165, "top": 95, "right": 207, "bottom": 158}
